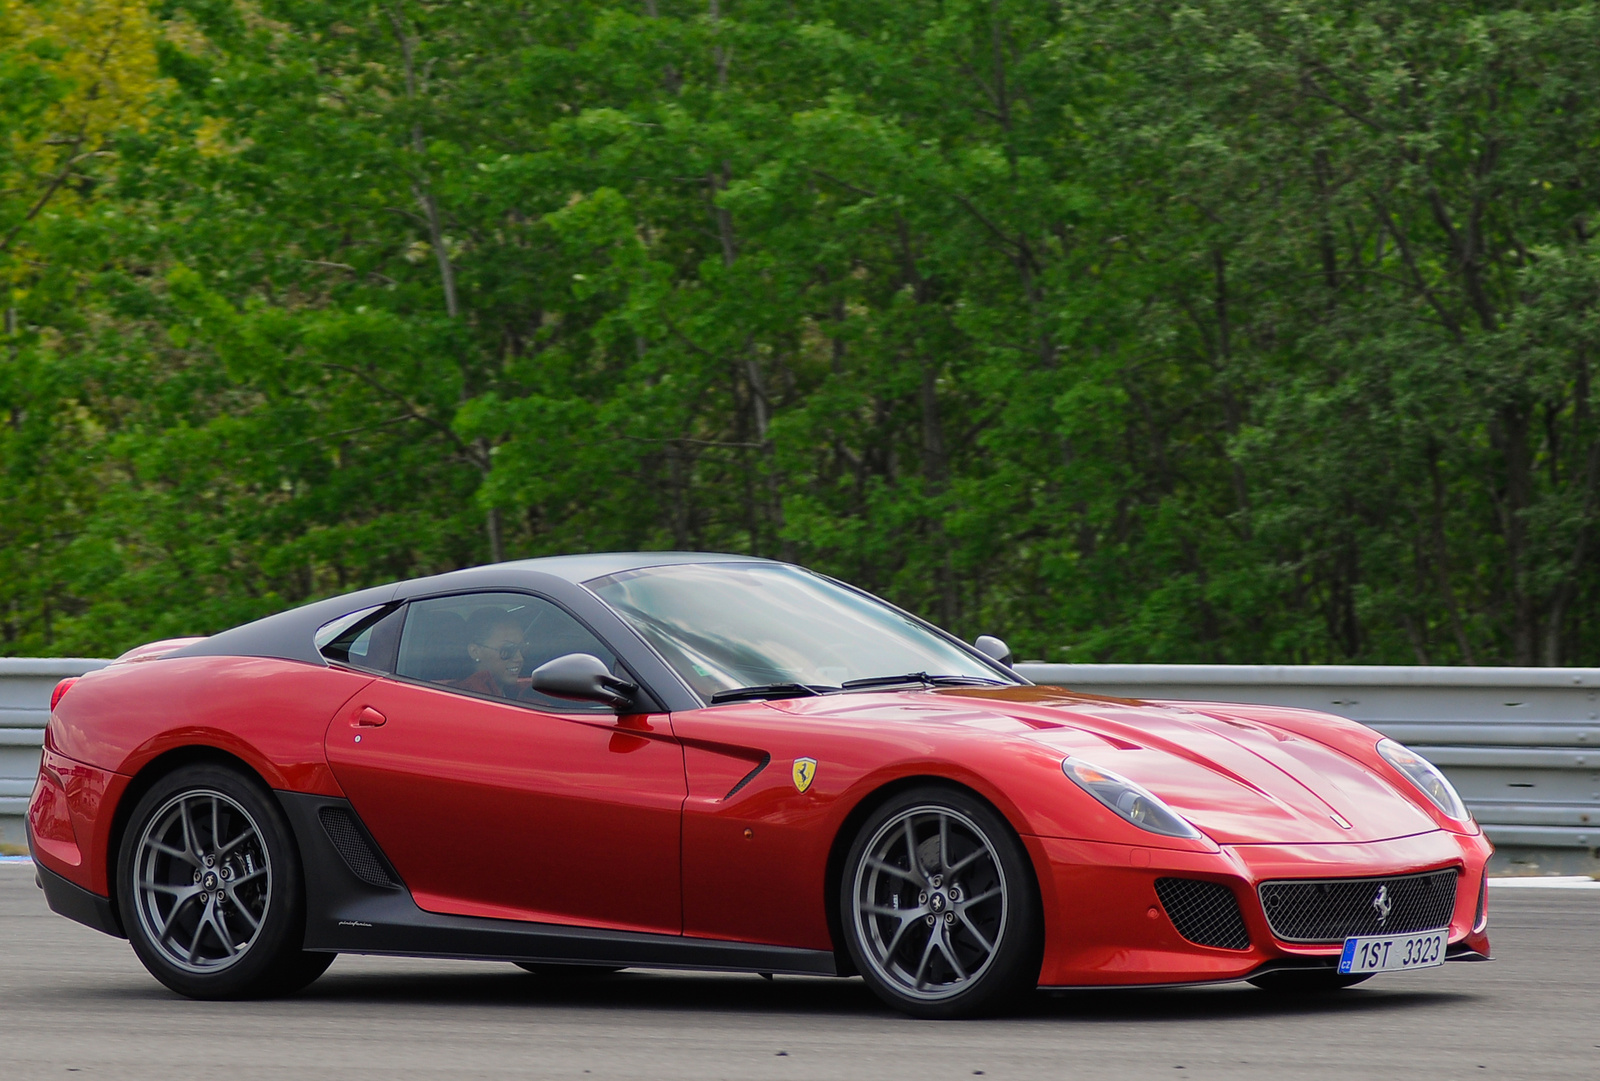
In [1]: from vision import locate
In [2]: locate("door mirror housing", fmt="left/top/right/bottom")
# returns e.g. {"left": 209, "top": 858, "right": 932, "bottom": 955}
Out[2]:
{"left": 973, "top": 635, "right": 1013, "bottom": 667}
{"left": 530, "top": 653, "right": 639, "bottom": 710}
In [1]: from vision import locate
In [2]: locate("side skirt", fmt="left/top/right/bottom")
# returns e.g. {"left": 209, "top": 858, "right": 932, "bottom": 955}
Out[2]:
{"left": 276, "top": 791, "right": 837, "bottom": 977}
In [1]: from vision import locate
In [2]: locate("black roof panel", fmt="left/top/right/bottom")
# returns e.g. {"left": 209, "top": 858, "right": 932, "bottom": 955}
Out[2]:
{"left": 500, "top": 551, "right": 773, "bottom": 584}
{"left": 163, "top": 553, "right": 776, "bottom": 668}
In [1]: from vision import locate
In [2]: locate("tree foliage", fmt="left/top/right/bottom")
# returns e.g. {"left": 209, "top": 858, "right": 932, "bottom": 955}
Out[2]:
{"left": 3, "top": 0, "right": 1599, "bottom": 664}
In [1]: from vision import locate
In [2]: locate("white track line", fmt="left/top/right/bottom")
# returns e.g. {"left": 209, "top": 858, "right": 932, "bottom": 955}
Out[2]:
{"left": 1488, "top": 875, "right": 1600, "bottom": 889}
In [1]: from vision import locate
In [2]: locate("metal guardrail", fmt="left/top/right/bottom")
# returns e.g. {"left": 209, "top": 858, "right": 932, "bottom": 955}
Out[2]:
{"left": 3, "top": 659, "right": 1596, "bottom": 856}
{"left": 1016, "top": 664, "right": 1600, "bottom": 851}
{"left": 0, "top": 659, "right": 109, "bottom": 838}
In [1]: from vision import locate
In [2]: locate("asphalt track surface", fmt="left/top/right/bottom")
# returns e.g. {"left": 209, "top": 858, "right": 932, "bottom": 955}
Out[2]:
{"left": 3, "top": 865, "right": 1597, "bottom": 1080}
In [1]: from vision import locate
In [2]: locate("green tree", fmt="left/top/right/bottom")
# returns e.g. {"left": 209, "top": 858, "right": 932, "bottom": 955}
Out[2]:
{"left": 4, "top": 0, "right": 1599, "bottom": 668}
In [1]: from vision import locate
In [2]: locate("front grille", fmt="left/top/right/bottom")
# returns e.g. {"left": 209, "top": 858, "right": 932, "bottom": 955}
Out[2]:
{"left": 319, "top": 806, "right": 399, "bottom": 889}
{"left": 1155, "top": 877, "right": 1251, "bottom": 950}
{"left": 1258, "top": 869, "right": 1458, "bottom": 943}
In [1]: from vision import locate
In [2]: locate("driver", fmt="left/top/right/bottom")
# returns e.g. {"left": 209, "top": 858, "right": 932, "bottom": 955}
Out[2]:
{"left": 451, "top": 608, "right": 527, "bottom": 698}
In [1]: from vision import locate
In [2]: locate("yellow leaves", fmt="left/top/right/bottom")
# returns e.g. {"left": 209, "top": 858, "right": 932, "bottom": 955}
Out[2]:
{"left": 1, "top": 1, "right": 170, "bottom": 270}
{"left": 194, "top": 115, "right": 249, "bottom": 158}
{"left": 159, "top": 5, "right": 210, "bottom": 55}
{"left": 9, "top": 0, "right": 167, "bottom": 151}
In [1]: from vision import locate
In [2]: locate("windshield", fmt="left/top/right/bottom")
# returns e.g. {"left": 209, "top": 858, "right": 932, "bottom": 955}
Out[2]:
{"left": 585, "top": 562, "right": 1014, "bottom": 701}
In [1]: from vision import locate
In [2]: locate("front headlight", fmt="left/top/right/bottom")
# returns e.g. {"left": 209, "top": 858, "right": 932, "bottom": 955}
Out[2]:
{"left": 1377, "top": 738, "right": 1471, "bottom": 822}
{"left": 1062, "top": 757, "right": 1204, "bottom": 839}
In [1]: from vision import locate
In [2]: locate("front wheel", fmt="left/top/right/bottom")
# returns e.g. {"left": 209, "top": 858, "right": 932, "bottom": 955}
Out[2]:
{"left": 839, "top": 786, "right": 1042, "bottom": 1018}
{"left": 116, "top": 764, "right": 332, "bottom": 999}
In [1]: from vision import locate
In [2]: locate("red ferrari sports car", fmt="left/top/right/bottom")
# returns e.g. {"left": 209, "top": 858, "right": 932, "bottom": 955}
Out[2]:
{"left": 28, "top": 553, "right": 1491, "bottom": 1016}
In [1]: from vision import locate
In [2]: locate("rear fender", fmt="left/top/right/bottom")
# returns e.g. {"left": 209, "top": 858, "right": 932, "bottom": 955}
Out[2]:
{"left": 49, "top": 655, "right": 376, "bottom": 794}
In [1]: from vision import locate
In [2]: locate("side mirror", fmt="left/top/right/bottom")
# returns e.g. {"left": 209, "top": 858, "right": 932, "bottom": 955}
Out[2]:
{"left": 530, "top": 653, "right": 639, "bottom": 710}
{"left": 973, "top": 635, "right": 1013, "bottom": 667}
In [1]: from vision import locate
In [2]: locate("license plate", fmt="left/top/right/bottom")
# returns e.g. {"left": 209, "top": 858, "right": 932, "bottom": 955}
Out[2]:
{"left": 1338, "top": 930, "right": 1448, "bottom": 974}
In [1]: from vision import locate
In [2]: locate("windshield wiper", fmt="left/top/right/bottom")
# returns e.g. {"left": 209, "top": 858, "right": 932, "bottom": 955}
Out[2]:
{"left": 840, "top": 672, "right": 1011, "bottom": 691}
{"left": 709, "top": 682, "right": 839, "bottom": 704}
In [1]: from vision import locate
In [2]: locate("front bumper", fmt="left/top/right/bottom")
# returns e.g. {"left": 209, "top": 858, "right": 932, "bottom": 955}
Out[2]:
{"left": 1027, "top": 829, "right": 1493, "bottom": 988}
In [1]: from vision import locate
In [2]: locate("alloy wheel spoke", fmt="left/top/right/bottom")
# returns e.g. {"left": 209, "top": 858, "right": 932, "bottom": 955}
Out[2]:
{"left": 902, "top": 819, "right": 924, "bottom": 881}
{"left": 211, "top": 796, "right": 222, "bottom": 856}
{"left": 948, "top": 847, "right": 987, "bottom": 876}
{"left": 958, "top": 886, "right": 1002, "bottom": 909}
{"left": 226, "top": 890, "right": 262, "bottom": 932}
{"left": 865, "top": 857, "right": 921, "bottom": 884}
{"left": 957, "top": 910, "right": 995, "bottom": 955}
{"left": 148, "top": 841, "right": 198, "bottom": 867}
{"left": 936, "top": 932, "right": 968, "bottom": 982}
{"left": 228, "top": 867, "right": 267, "bottom": 888}
{"left": 217, "top": 824, "right": 256, "bottom": 857}
{"left": 185, "top": 908, "right": 208, "bottom": 964}
{"left": 210, "top": 907, "right": 239, "bottom": 954}
{"left": 938, "top": 814, "right": 951, "bottom": 874}
{"left": 178, "top": 801, "right": 200, "bottom": 864}
{"left": 881, "top": 914, "right": 918, "bottom": 958}
{"left": 155, "top": 889, "right": 201, "bottom": 942}
{"left": 144, "top": 880, "right": 202, "bottom": 900}
{"left": 861, "top": 903, "right": 925, "bottom": 921}
{"left": 911, "top": 927, "right": 941, "bottom": 990}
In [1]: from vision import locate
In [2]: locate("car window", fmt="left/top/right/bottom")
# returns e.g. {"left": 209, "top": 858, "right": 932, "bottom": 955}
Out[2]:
{"left": 318, "top": 604, "right": 405, "bottom": 673}
{"left": 394, "top": 592, "right": 620, "bottom": 713}
{"left": 586, "top": 562, "right": 1010, "bottom": 700}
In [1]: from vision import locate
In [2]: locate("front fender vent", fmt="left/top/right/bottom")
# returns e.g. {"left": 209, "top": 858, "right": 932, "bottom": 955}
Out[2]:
{"left": 318, "top": 806, "right": 399, "bottom": 890}
{"left": 1155, "top": 877, "right": 1251, "bottom": 950}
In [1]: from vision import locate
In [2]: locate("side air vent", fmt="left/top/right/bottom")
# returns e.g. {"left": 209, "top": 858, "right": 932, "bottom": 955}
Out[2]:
{"left": 318, "top": 806, "right": 399, "bottom": 889}
{"left": 1155, "top": 877, "right": 1251, "bottom": 950}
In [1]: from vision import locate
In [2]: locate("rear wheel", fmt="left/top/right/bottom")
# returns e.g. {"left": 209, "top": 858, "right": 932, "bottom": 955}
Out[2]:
{"left": 839, "top": 786, "right": 1042, "bottom": 1018}
{"left": 1248, "top": 969, "right": 1371, "bottom": 992}
{"left": 116, "top": 764, "right": 332, "bottom": 999}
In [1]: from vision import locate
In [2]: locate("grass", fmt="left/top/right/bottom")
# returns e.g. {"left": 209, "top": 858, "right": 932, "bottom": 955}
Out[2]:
{"left": 0, "top": 842, "right": 29, "bottom": 857}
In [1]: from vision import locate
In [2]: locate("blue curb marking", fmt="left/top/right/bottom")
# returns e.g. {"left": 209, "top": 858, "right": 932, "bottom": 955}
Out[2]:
{"left": 0, "top": 855, "right": 34, "bottom": 864}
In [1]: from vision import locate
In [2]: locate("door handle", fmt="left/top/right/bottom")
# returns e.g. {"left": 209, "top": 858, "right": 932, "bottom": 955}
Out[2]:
{"left": 355, "top": 706, "right": 387, "bottom": 728}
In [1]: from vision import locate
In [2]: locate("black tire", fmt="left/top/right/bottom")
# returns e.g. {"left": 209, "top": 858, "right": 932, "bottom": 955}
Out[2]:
{"left": 513, "top": 963, "right": 625, "bottom": 978}
{"left": 1247, "top": 969, "right": 1372, "bottom": 992}
{"left": 116, "top": 763, "right": 330, "bottom": 999}
{"left": 838, "top": 785, "right": 1042, "bottom": 1019}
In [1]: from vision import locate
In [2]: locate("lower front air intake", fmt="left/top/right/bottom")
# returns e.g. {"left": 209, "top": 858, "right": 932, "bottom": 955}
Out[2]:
{"left": 1154, "top": 877, "right": 1251, "bottom": 950}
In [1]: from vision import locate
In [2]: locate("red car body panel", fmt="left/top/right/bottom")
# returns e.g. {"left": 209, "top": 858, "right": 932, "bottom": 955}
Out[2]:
{"left": 667, "top": 687, "right": 1491, "bottom": 981}
{"left": 49, "top": 655, "right": 370, "bottom": 797}
{"left": 323, "top": 679, "right": 685, "bottom": 935}
{"left": 29, "top": 748, "right": 127, "bottom": 892}
{"left": 28, "top": 557, "right": 1493, "bottom": 990}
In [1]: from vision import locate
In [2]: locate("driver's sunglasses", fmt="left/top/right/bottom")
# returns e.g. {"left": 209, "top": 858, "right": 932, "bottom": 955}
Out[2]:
{"left": 479, "top": 642, "right": 523, "bottom": 660}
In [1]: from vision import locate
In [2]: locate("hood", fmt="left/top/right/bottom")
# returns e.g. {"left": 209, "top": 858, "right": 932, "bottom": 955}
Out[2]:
{"left": 771, "top": 685, "right": 1438, "bottom": 845}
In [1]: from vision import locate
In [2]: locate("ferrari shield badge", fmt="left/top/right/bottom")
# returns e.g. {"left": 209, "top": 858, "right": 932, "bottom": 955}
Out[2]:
{"left": 792, "top": 757, "right": 817, "bottom": 793}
